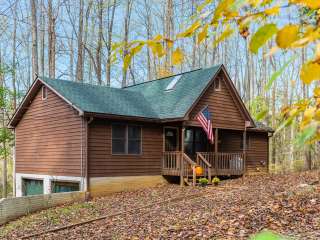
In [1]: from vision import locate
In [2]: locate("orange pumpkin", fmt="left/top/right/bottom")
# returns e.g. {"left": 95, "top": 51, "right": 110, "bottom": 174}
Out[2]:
{"left": 195, "top": 166, "right": 203, "bottom": 175}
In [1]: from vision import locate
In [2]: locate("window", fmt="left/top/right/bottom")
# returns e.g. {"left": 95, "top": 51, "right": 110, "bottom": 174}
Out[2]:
{"left": 51, "top": 181, "right": 80, "bottom": 193}
{"left": 214, "top": 78, "right": 221, "bottom": 91}
{"left": 112, "top": 124, "right": 126, "bottom": 154}
{"left": 112, "top": 124, "right": 141, "bottom": 154}
{"left": 42, "top": 86, "right": 47, "bottom": 100}
{"left": 22, "top": 179, "right": 43, "bottom": 196}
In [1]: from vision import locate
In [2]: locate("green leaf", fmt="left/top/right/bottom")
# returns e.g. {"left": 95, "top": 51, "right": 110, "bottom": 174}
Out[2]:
{"left": 249, "top": 24, "right": 278, "bottom": 54}
{"left": 255, "top": 109, "right": 268, "bottom": 121}
{"left": 265, "top": 56, "right": 296, "bottom": 91}
{"left": 250, "top": 230, "right": 288, "bottom": 240}
{"left": 294, "top": 125, "right": 317, "bottom": 147}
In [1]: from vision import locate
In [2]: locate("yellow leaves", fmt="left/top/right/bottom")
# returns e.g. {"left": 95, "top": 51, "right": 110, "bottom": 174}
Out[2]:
{"left": 264, "top": 6, "right": 280, "bottom": 16}
{"left": 177, "top": 20, "right": 201, "bottom": 38}
{"left": 146, "top": 35, "right": 165, "bottom": 58}
{"left": 165, "top": 38, "right": 174, "bottom": 49}
{"left": 172, "top": 48, "right": 184, "bottom": 65}
{"left": 123, "top": 53, "right": 132, "bottom": 71}
{"left": 196, "top": 0, "right": 212, "bottom": 13}
{"left": 276, "top": 25, "right": 300, "bottom": 49}
{"left": 300, "top": 61, "right": 320, "bottom": 84}
{"left": 213, "top": 25, "right": 234, "bottom": 47}
{"left": 212, "top": 0, "right": 235, "bottom": 23}
{"left": 314, "top": 87, "right": 320, "bottom": 98}
{"left": 290, "top": 0, "right": 320, "bottom": 9}
{"left": 197, "top": 24, "right": 208, "bottom": 44}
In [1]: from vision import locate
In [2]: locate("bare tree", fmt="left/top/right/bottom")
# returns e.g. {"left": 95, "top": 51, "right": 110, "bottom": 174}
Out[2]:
{"left": 30, "top": 0, "right": 39, "bottom": 80}
{"left": 48, "top": 0, "right": 56, "bottom": 78}
{"left": 122, "top": 0, "right": 133, "bottom": 87}
{"left": 105, "top": 0, "right": 117, "bottom": 86}
{"left": 76, "top": 0, "right": 84, "bottom": 82}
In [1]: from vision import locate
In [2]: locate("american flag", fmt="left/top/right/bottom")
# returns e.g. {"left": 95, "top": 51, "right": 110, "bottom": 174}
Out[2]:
{"left": 196, "top": 106, "right": 214, "bottom": 144}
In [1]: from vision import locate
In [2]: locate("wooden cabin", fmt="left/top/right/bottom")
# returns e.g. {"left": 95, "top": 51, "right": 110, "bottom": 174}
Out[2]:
{"left": 8, "top": 65, "right": 273, "bottom": 197}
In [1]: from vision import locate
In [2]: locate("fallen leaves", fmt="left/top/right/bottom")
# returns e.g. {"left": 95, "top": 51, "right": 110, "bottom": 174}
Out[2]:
{"left": 1, "top": 171, "right": 320, "bottom": 239}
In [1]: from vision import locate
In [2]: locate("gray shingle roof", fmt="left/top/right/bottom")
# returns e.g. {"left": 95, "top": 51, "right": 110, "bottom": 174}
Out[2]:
{"left": 41, "top": 65, "right": 222, "bottom": 120}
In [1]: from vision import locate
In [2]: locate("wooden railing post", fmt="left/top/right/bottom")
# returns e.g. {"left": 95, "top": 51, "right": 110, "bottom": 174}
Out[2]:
{"left": 192, "top": 166, "right": 196, "bottom": 186}
{"left": 180, "top": 153, "right": 184, "bottom": 186}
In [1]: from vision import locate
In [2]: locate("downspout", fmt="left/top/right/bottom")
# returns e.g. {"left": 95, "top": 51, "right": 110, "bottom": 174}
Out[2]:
{"left": 86, "top": 117, "right": 94, "bottom": 196}
{"left": 13, "top": 129, "right": 16, "bottom": 197}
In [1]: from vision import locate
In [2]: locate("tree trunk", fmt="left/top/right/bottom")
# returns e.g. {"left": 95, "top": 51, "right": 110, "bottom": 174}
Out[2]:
{"left": 12, "top": 2, "right": 17, "bottom": 110}
{"left": 40, "top": 0, "right": 45, "bottom": 76}
{"left": 76, "top": 0, "right": 84, "bottom": 82}
{"left": 0, "top": 49, "right": 7, "bottom": 198}
{"left": 105, "top": 0, "right": 117, "bottom": 86}
{"left": 30, "top": 0, "right": 39, "bottom": 80}
{"left": 48, "top": 0, "right": 56, "bottom": 78}
{"left": 122, "top": 0, "right": 133, "bottom": 87}
{"left": 96, "top": 0, "right": 103, "bottom": 84}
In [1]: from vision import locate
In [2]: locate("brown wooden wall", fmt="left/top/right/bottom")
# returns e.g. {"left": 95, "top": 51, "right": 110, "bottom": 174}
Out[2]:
{"left": 188, "top": 72, "right": 246, "bottom": 130}
{"left": 219, "top": 129, "right": 269, "bottom": 172}
{"left": 88, "top": 119, "right": 163, "bottom": 177}
{"left": 15, "top": 86, "right": 83, "bottom": 176}
{"left": 246, "top": 131, "right": 269, "bottom": 173}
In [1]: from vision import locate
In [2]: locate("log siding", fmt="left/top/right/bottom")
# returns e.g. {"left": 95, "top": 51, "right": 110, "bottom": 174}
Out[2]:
{"left": 15, "top": 86, "right": 83, "bottom": 177}
{"left": 188, "top": 72, "right": 246, "bottom": 130}
{"left": 88, "top": 119, "right": 163, "bottom": 177}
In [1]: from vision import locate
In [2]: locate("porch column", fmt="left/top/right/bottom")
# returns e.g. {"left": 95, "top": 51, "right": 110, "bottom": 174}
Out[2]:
{"left": 214, "top": 128, "right": 218, "bottom": 175}
{"left": 180, "top": 126, "right": 185, "bottom": 186}
{"left": 214, "top": 128, "right": 218, "bottom": 153}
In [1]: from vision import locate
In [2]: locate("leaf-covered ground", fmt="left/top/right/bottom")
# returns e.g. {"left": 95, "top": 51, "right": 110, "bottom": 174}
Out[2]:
{"left": 1, "top": 171, "right": 320, "bottom": 239}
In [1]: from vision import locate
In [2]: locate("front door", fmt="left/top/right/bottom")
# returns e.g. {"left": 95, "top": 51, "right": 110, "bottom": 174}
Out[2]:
{"left": 164, "top": 128, "right": 178, "bottom": 151}
{"left": 184, "top": 127, "right": 211, "bottom": 159}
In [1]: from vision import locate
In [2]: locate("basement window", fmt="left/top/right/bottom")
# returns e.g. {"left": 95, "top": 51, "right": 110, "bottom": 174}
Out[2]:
{"left": 165, "top": 75, "right": 182, "bottom": 91}
{"left": 42, "top": 86, "right": 47, "bottom": 100}
{"left": 22, "top": 178, "right": 44, "bottom": 196}
{"left": 51, "top": 181, "right": 80, "bottom": 193}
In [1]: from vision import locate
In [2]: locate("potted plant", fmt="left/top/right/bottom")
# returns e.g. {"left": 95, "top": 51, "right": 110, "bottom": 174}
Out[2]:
{"left": 198, "top": 178, "right": 209, "bottom": 187}
{"left": 212, "top": 176, "right": 220, "bottom": 186}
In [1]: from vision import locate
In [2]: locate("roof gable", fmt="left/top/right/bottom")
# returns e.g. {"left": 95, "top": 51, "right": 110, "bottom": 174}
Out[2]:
{"left": 187, "top": 68, "right": 253, "bottom": 129}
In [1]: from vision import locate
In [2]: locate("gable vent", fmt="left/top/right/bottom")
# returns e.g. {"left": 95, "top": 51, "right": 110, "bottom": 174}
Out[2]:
{"left": 165, "top": 75, "right": 182, "bottom": 91}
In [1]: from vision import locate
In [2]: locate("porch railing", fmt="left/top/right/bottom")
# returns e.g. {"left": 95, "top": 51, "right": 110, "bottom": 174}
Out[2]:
{"left": 162, "top": 151, "right": 245, "bottom": 185}
{"left": 197, "top": 152, "right": 245, "bottom": 175}
{"left": 162, "top": 151, "right": 197, "bottom": 186}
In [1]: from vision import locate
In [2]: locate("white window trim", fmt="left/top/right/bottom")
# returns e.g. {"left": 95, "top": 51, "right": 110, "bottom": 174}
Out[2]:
{"left": 15, "top": 173, "right": 85, "bottom": 197}
{"left": 41, "top": 86, "right": 47, "bottom": 100}
{"left": 214, "top": 78, "right": 221, "bottom": 91}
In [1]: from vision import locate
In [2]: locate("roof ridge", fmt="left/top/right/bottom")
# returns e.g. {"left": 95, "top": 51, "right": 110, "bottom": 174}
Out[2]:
{"left": 40, "top": 76, "right": 129, "bottom": 92}
{"left": 123, "top": 67, "right": 203, "bottom": 89}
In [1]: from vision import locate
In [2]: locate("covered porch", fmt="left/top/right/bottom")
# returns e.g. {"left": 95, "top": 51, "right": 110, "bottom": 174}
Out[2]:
{"left": 162, "top": 126, "right": 247, "bottom": 185}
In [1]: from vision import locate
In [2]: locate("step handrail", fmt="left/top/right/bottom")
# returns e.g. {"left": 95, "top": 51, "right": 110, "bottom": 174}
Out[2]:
{"left": 197, "top": 153, "right": 212, "bottom": 168}
{"left": 182, "top": 153, "right": 197, "bottom": 166}
{"left": 180, "top": 153, "right": 197, "bottom": 186}
{"left": 196, "top": 152, "right": 212, "bottom": 182}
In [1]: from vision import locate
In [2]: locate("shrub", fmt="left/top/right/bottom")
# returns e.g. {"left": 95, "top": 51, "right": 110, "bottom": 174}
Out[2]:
{"left": 198, "top": 178, "right": 209, "bottom": 186}
{"left": 212, "top": 176, "right": 220, "bottom": 185}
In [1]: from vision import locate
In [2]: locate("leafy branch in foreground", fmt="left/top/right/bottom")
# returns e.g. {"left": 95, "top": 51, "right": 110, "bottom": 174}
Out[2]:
{"left": 113, "top": 0, "right": 320, "bottom": 144}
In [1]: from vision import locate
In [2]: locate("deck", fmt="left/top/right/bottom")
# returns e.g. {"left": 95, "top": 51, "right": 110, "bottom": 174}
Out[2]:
{"left": 162, "top": 151, "right": 245, "bottom": 185}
